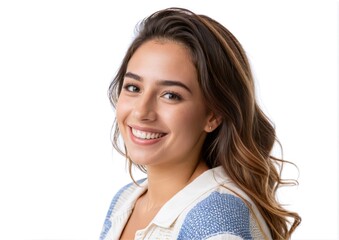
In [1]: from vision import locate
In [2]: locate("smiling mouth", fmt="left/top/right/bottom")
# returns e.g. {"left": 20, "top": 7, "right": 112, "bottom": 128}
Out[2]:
{"left": 131, "top": 128, "right": 166, "bottom": 140}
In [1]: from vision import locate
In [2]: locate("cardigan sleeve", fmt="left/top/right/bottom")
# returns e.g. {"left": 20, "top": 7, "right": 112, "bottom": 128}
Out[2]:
{"left": 99, "top": 182, "right": 134, "bottom": 240}
{"left": 177, "top": 192, "right": 264, "bottom": 240}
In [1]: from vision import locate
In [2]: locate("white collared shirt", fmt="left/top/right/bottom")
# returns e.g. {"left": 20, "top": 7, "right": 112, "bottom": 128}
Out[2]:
{"left": 100, "top": 166, "right": 272, "bottom": 240}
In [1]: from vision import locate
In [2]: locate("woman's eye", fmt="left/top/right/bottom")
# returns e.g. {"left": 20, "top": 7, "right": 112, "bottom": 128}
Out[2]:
{"left": 163, "top": 92, "right": 182, "bottom": 101}
{"left": 124, "top": 85, "right": 139, "bottom": 92}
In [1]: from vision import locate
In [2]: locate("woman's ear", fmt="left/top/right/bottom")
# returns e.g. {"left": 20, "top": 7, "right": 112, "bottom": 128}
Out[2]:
{"left": 204, "top": 113, "right": 222, "bottom": 133}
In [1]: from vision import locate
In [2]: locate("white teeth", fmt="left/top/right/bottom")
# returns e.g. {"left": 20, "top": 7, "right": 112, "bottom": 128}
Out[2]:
{"left": 132, "top": 128, "right": 164, "bottom": 140}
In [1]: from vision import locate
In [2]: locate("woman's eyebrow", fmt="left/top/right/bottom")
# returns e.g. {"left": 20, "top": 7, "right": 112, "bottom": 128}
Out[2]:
{"left": 125, "top": 72, "right": 141, "bottom": 81}
{"left": 124, "top": 71, "right": 192, "bottom": 93}
{"left": 158, "top": 80, "right": 192, "bottom": 93}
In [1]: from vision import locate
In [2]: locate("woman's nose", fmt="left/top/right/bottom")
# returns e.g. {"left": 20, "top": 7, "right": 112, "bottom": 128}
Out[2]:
{"left": 132, "top": 92, "right": 157, "bottom": 122}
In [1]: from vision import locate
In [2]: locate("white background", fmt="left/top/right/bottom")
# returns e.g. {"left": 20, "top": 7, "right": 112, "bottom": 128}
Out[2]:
{"left": 0, "top": 0, "right": 338, "bottom": 239}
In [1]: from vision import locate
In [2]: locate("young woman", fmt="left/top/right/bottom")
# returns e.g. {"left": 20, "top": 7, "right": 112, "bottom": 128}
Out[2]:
{"left": 100, "top": 7, "right": 301, "bottom": 240}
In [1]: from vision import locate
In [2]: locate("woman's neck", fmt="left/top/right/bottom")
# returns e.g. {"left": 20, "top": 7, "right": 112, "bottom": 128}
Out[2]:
{"left": 141, "top": 160, "right": 209, "bottom": 211}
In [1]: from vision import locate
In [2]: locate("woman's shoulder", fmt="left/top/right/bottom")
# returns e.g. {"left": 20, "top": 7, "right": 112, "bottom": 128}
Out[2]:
{"left": 106, "top": 178, "right": 147, "bottom": 215}
{"left": 177, "top": 187, "right": 270, "bottom": 239}
{"left": 114, "top": 179, "right": 146, "bottom": 198}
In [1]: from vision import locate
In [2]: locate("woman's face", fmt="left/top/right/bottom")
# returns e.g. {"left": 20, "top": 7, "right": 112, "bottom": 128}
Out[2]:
{"left": 116, "top": 40, "right": 213, "bottom": 168}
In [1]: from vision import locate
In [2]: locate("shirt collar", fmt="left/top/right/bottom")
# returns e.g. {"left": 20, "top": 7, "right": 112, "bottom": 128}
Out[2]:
{"left": 151, "top": 166, "right": 230, "bottom": 228}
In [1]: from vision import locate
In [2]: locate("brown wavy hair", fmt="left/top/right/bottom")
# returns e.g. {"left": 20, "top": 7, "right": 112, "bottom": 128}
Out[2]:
{"left": 109, "top": 7, "right": 301, "bottom": 239}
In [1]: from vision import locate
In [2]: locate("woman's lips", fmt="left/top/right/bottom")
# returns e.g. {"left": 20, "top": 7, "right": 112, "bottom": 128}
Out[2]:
{"left": 131, "top": 128, "right": 166, "bottom": 140}
{"left": 128, "top": 126, "right": 167, "bottom": 145}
